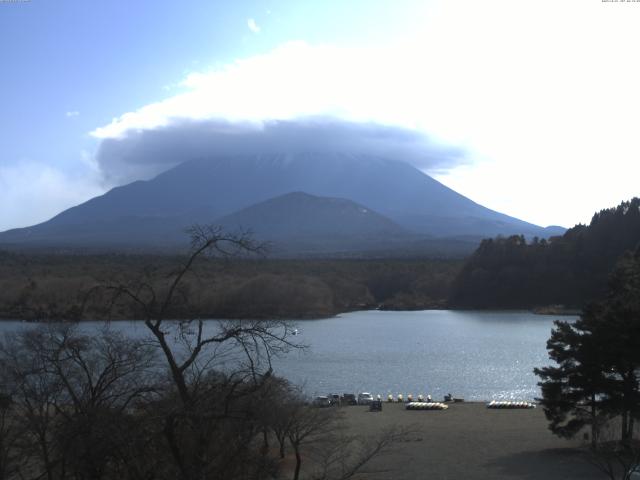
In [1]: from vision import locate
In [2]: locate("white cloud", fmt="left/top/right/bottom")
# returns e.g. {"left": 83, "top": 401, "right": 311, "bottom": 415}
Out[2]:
{"left": 94, "top": 118, "right": 464, "bottom": 185}
{"left": 91, "top": 41, "right": 428, "bottom": 140}
{"left": 65, "top": 111, "right": 80, "bottom": 117}
{"left": 0, "top": 162, "right": 104, "bottom": 231}
{"left": 247, "top": 18, "right": 260, "bottom": 34}
{"left": 420, "top": 0, "right": 640, "bottom": 227}
{"left": 91, "top": 0, "right": 640, "bottom": 227}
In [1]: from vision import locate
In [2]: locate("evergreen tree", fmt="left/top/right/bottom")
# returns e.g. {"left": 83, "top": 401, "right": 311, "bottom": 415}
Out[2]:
{"left": 593, "top": 250, "right": 640, "bottom": 442}
{"left": 535, "top": 248, "right": 640, "bottom": 445}
{"left": 534, "top": 307, "right": 608, "bottom": 446}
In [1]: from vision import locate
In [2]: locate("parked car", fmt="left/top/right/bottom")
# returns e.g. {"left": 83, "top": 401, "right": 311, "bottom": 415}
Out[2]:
{"left": 313, "top": 396, "right": 331, "bottom": 407}
{"left": 342, "top": 393, "right": 357, "bottom": 405}
{"left": 357, "top": 392, "right": 374, "bottom": 405}
{"left": 328, "top": 394, "right": 341, "bottom": 406}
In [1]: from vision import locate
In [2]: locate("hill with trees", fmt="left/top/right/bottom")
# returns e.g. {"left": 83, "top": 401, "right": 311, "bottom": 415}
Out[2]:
{"left": 450, "top": 198, "right": 640, "bottom": 309}
{"left": 0, "top": 249, "right": 461, "bottom": 321}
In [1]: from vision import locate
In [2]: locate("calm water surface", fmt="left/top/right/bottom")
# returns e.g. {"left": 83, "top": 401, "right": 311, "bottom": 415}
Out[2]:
{"left": 274, "top": 310, "right": 573, "bottom": 401}
{"left": 0, "top": 310, "right": 573, "bottom": 401}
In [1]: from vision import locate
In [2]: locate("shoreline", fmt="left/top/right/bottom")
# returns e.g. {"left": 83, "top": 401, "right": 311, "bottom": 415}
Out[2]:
{"left": 1, "top": 312, "right": 552, "bottom": 404}
{"left": 0, "top": 306, "right": 581, "bottom": 322}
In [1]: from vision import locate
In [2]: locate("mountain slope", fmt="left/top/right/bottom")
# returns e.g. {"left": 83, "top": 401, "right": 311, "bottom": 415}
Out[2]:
{"left": 218, "top": 191, "right": 404, "bottom": 237}
{"left": 0, "top": 152, "right": 562, "bottom": 252}
{"left": 216, "top": 191, "right": 415, "bottom": 255}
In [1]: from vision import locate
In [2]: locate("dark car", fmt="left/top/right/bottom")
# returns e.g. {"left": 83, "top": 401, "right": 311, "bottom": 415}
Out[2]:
{"left": 342, "top": 393, "right": 357, "bottom": 405}
{"left": 328, "top": 394, "right": 341, "bottom": 406}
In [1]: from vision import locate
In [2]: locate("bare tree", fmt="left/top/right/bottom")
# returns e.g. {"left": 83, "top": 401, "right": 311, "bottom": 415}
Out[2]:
{"left": 0, "top": 325, "right": 157, "bottom": 480}
{"left": 267, "top": 380, "right": 297, "bottom": 460}
{"left": 0, "top": 225, "right": 406, "bottom": 480}
{"left": 286, "top": 401, "right": 339, "bottom": 480}
{"left": 1, "top": 327, "right": 67, "bottom": 480}
{"left": 96, "top": 225, "right": 300, "bottom": 480}
{"left": 0, "top": 389, "right": 21, "bottom": 480}
{"left": 280, "top": 393, "right": 412, "bottom": 480}
{"left": 309, "top": 426, "right": 412, "bottom": 480}
{"left": 584, "top": 419, "right": 640, "bottom": 480}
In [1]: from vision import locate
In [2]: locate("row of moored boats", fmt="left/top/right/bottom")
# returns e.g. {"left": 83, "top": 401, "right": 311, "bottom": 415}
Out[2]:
{"left": 406, "top": 402, "right": 449, "bottom": 410}
{"left": 486, "top": 400, "right": 536, "bottom": 409}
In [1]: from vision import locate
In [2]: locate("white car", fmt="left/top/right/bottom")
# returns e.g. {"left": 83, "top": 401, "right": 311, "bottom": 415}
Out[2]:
{"left": 357, "top": 392, "right": 374, "bottom": 405}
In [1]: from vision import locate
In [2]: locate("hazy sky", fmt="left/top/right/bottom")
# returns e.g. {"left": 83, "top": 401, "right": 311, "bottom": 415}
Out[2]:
{"left": 1, "top": 0, "right": 639, "bottom": 231}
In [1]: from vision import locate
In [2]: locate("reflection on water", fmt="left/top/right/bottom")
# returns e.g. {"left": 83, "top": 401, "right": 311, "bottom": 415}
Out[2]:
{"left": 271, "top": 310, "right": 571, "bottom": 401}
{"left": 0, "top": 310, "right": 574, "bottom": 401}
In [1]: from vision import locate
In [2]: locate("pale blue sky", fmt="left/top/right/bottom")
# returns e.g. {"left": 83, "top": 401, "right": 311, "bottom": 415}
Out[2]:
{"left": 1, "top": 0, "right": 639, "bottom": 231}
{"left": 2, "top": 0, "right": 425, "bottom": 171}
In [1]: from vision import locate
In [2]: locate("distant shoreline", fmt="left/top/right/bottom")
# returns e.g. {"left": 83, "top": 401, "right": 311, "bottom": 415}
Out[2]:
{"left": 0, "top": 306, "right": 581, "bottom": 323}
{"left": 530, "top": 305, "right": 581, "bottom": 316}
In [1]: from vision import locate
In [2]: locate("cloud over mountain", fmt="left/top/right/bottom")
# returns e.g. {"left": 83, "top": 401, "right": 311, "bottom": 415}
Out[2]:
{"left": 90, "top": 42, "right": 469, "bottom": 186}
{"left": 95, "top": 118, "right": 466, "bottom": 185}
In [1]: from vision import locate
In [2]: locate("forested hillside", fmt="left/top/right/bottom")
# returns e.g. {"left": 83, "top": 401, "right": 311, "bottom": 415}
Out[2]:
{"left": 0, "top": 252, "right": 461, "bottom": 321}
{"left": 450, "top": 198, "right": 640, "bottom": 309}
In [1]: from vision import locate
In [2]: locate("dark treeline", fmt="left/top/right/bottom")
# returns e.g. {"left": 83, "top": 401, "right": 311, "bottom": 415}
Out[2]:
{"left": 7, "top": 198, "right": 639, "bottom": 318}
{"left": 450, "top": 198, "right": 640, "bottom": 309}
{"left": 0, "top": 251, "right": 461, "bottom": 321}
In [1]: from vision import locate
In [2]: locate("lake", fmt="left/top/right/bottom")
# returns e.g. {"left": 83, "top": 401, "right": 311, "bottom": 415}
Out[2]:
{"left": 0, "top": 310, "right": 573, "bottom": 401}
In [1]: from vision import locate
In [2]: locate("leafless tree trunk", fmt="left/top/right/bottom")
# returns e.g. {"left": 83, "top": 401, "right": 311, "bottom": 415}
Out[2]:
{"left": 97, "top": 225, "right": 300, "bottom": 480}
{"left": 285, "top": 401, "right": 340, "bottom": 480}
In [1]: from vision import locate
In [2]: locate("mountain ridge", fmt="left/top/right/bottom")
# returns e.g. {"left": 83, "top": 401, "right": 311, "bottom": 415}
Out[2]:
{"left": 0, "top": 152, "right": 565, "bottom": 255}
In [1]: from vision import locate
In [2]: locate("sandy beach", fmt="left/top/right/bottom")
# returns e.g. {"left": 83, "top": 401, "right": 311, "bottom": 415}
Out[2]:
{"left": 340, "top": 402, "right": 603, "bottom": 479}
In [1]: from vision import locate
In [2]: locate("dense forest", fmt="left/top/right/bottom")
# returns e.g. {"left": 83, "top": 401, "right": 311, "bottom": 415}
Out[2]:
{"left": 450, "top": 198, "right": 640, "bottom": 309}
{"left": 4, "top": 198, "right": 639, "bottom": 319}
{"left": 0, "top": 251, "right": 461, "bottom": 321}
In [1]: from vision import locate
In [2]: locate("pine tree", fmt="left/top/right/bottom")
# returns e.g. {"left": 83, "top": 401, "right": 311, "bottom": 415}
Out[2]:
{"left": 534, "top": 309, "right": 608, "bottom": 446}
{"left": 535, "top": 248, "right": 640, "bottom": 446}
{"left": 594, "top": 250, "right": 640, "bottom": 443}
